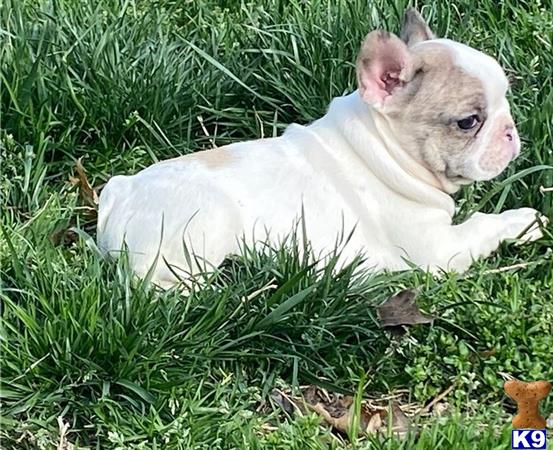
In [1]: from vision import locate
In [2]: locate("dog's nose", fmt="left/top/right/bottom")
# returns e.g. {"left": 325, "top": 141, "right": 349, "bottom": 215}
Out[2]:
{"left": 504, "top": 124, "right": 520, "bottom": 158}
{"left": 505, "top": 125, "right": 514, "bottom": 142}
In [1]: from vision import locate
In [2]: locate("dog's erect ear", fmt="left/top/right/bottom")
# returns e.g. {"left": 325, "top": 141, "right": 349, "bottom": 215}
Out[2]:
{"left": 356, "top": 31, "right": 415, "bottom": 107}
{"left": 400, "top": 8, "right": 435, "bottom": 47}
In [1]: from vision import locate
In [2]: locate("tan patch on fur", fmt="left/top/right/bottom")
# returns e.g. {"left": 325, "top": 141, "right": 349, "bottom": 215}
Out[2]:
{"left": 402, "top": 43, "right": 486, "bottom": 117}
{"left": 384, "top": 43, "right": 487, "bottom": 181}
{"left": 193, "top": 146, "right": 234, "bottom": 169}
{"left": 155, "top": 146, "right": 234, "bottom": 170}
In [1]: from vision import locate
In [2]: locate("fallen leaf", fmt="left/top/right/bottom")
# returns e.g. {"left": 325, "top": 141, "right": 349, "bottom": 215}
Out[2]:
{"left": 49, "top": 226, "right": 79, "bottom": 247}
{"left": 271, "top": 385, "right": 410, "bottom": 438}
{"left": 69, "top": 159, "right": 99, "bottom": 220}
{"left": 376, "top": 289, "right": 434, "bottom": 328}
{"left": 270, "top": 389, "right": 298, "bottom": 417}
{"left": 385, "top": 402, "right": 410, "bottom": 437}
{"left": 309, "top": 401, "right": 357, "bottom": 433}
{"left": 365, "top": 410, "right": 382, "bottom": 434}
{"left": 303, "top": 386, "right": 354, "bottom": 422}
{"left": 51, "top": 160, "right": 101, "bottom": 247}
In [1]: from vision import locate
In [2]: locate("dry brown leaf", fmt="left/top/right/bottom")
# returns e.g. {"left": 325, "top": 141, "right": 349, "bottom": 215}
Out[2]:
{"left": 49, "top": 159, "right": 100, "bottom": 247}
{"left": 384, "top": 402, "right": 410, "bottom": 438}
{"left": 69, "top": 159, "right": 99, "bottom": 215}
{"left": 49, "top": 226, "right": 78, "bottom": 247}
{"left": 272, "top": 385, "right": 410, "bottom": 438}
{"left": 308, "top": 401, "right": 355, "bottom": 432}
{"left": 270, "top": 389, "right": 299, "bottom": 416}
{"left": 376, "top": 289, "right": 434, "bottom": 328}
{"left": 365, "top": 410, "right": 383, "bottom": 434}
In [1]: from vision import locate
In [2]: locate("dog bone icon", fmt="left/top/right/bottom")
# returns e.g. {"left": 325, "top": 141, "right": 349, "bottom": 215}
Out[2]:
{"left": 504, "top": 379, "right": 551, "bottom": 429}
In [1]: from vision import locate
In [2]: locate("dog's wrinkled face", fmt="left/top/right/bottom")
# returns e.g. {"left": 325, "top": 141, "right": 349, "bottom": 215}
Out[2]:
{"left": 356, "top": 9, "right": 520, "bottom": 192}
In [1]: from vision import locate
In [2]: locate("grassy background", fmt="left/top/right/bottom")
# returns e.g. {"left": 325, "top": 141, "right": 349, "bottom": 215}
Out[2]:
{"left": 1, "top": 0, "right": 552, "bottom": 448}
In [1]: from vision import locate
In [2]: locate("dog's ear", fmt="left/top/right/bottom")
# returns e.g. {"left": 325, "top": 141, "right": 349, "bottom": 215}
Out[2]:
{"left": 356, "top": 31, "right": 416, "bottom": 107}
{"left": 400, "top": 8, "right": 435, "bottom": 47}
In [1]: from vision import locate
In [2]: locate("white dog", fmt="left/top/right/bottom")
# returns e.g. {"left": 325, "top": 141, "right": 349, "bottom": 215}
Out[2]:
{"left": 97, "top": 9, "right": 543, "bottom": 286}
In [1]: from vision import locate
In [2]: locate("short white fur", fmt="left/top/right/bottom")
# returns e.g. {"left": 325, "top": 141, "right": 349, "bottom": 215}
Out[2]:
{"left": 97, "top": 18, "right": 543, "bottom": 286}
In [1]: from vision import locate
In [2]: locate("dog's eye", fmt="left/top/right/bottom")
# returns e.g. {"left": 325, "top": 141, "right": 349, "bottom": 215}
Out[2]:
{"left": 457, "top": 114, "right": 480, "bottom": 130}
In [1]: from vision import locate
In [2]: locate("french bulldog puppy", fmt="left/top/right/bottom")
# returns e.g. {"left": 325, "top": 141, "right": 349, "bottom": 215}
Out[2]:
{"left": 97, "top": 9, "right": 544, "bottom": 286}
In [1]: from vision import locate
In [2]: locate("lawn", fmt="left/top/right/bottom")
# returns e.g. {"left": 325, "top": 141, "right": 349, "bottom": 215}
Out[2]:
{"left": 1, "top": 0, "right": 552, "bottom": 448}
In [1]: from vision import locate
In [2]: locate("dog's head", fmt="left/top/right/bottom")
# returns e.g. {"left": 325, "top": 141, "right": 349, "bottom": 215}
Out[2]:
{"left": 356, "top": 9, "right": 519, "bottom": 192}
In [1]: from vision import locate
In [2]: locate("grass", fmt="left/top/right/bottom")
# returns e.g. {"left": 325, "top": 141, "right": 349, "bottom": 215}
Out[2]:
{"left": 1, "top": 0, "right": 552, "bottom": 448}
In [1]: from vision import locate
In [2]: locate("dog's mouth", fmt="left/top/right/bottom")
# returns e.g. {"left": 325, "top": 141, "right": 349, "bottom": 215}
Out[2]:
{"left": 448, "top": 174, "right": 473, "bottom": 184}
{"left": 444, "top": 165, "right": 473, "bottom": 185}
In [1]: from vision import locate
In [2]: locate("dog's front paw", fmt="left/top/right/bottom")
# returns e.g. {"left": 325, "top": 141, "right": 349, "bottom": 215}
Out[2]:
{"left": 500, "top": 208, "right": 546, "bottom": 243}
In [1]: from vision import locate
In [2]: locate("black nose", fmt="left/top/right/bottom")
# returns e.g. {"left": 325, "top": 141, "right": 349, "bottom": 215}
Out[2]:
{"left": 505, "top": 125, "right": 514, "bottom": 142}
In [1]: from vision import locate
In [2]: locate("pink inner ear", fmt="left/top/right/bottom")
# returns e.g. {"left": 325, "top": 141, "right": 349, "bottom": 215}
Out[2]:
{"left": 358, "top": 34, "right": 410, "bottom": 106}
{"left": 361, "top": 67, "right": 404, "bottom": 105}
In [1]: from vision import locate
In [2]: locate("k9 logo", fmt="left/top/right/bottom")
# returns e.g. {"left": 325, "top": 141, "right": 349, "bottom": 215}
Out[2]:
{"left": 512, "top": 430, "right": 547, "bottom": 449}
